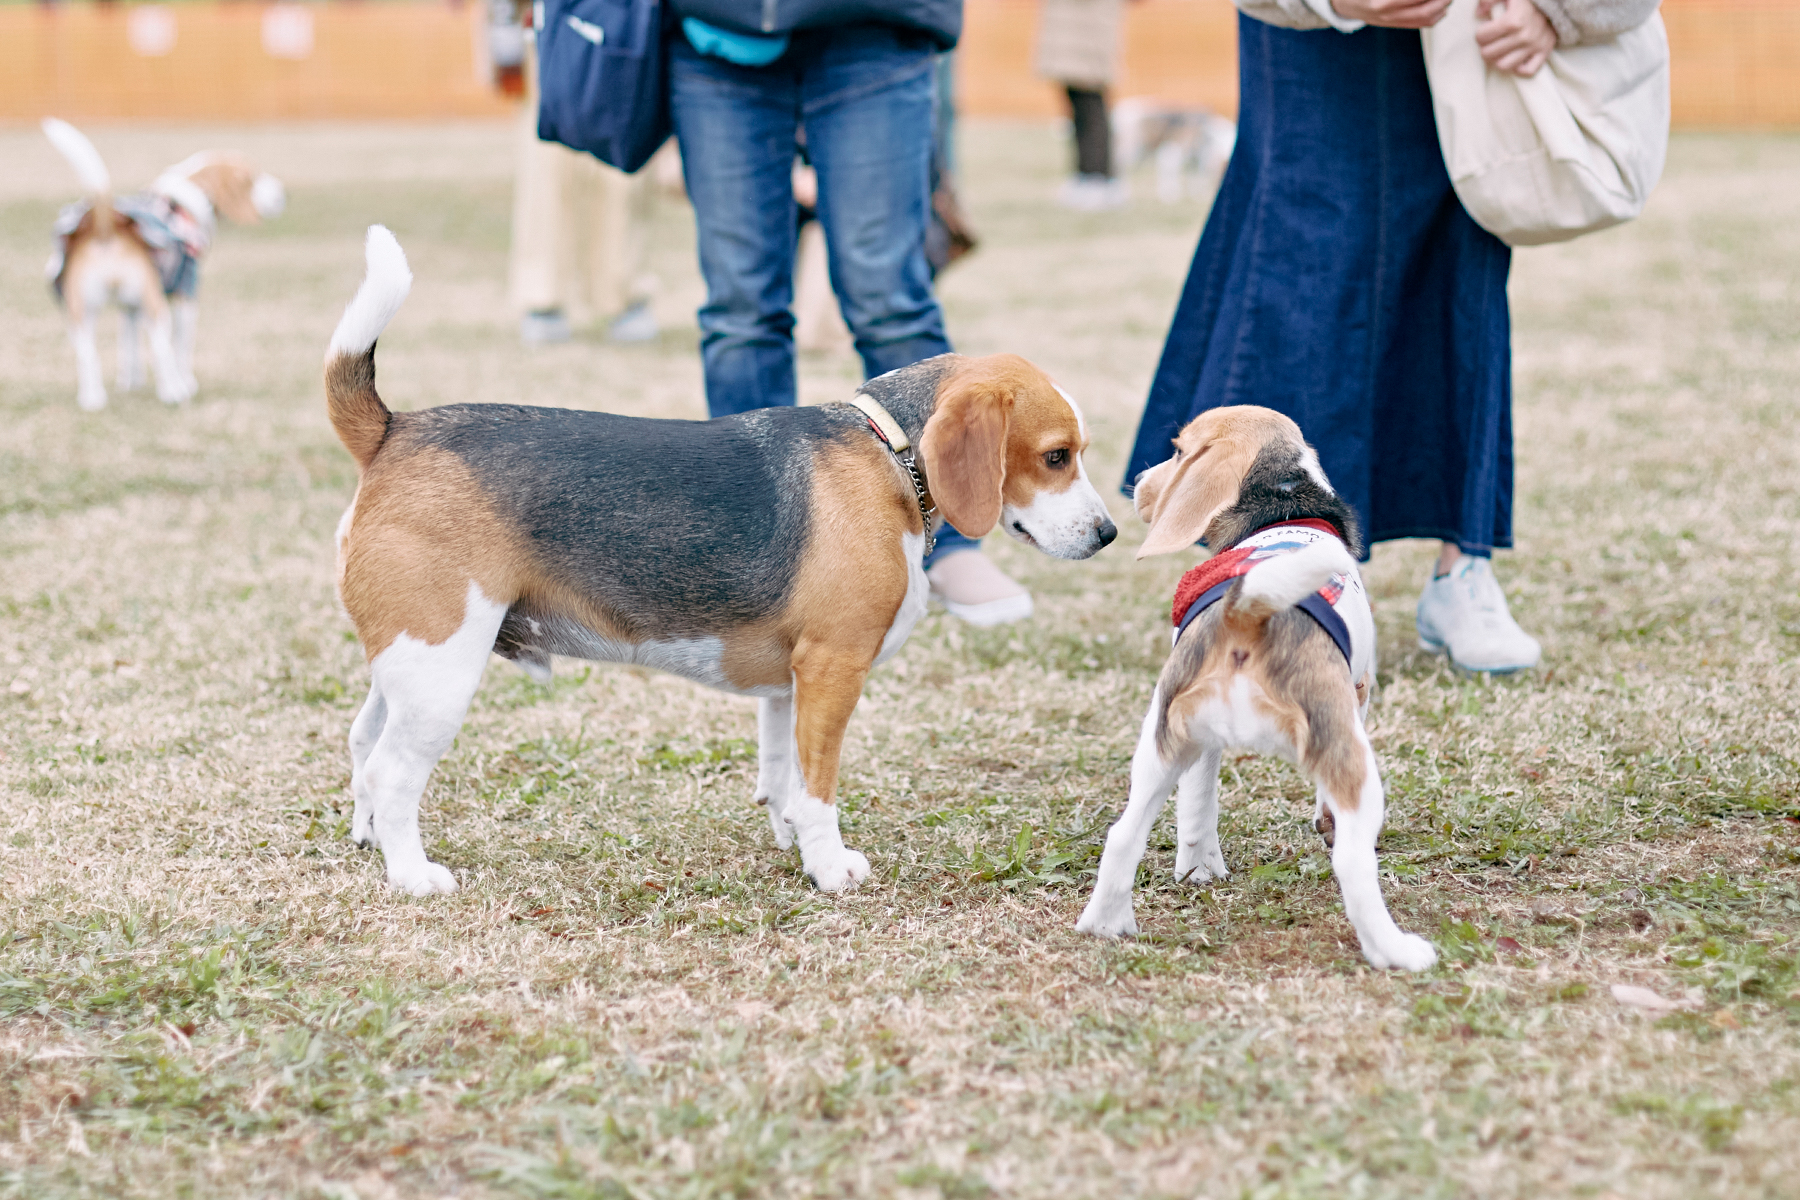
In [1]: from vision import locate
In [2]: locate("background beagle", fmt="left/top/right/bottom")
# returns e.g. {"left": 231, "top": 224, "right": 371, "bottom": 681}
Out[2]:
{"left": 42, "top": 117, "right": 285, "bottom": 411}
{"left": 1076, "top": 407, "right": 1437, "bottom": 971}
{"left": 326, "top": 227, "right": 1118, "bottom": 896}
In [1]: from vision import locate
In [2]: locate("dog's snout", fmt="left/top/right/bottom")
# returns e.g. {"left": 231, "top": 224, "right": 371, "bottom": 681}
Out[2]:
{"left": 1096, "top": 518, "right": 1118, "bottom": 548}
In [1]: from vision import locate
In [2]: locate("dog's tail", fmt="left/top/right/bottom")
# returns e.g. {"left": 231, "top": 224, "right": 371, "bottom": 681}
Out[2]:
{"left": 324, "top": 226, "right": 412, "bottom": 471}
{"left": 1228, "top": 539, "right": 1356, "bottom": 624}
{"left": 42, "top": 117, "right": 115, "bottom": 237}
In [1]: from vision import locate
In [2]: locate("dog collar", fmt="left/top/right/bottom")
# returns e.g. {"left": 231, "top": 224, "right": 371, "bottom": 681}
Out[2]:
{"left": 847, "top": 394, "right": 936, "bottom": 559}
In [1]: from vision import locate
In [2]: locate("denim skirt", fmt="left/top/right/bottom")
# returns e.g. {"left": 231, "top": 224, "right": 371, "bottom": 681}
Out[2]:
{"left": 1125, "top": 16, "right": 1515, "bottom": 556}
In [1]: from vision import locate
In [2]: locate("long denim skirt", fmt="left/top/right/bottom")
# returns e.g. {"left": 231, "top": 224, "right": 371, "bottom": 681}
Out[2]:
{"left": 1125, "top": 16, "right": 1515, "bottom": 557}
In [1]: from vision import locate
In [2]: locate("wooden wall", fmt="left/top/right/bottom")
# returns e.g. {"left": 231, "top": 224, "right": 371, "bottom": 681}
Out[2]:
{"left": 1, "top": 0, "right": 1797, "bottom": 128}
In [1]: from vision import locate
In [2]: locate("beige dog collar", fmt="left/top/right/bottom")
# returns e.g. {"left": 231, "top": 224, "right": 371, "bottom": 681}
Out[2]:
{"left": 847, "top": 394, "right": 911, "bottom": 453}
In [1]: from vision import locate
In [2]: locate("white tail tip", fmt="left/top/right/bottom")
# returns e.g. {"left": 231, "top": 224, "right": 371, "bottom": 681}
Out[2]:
{"left": 42, "top": 117, "right": 111, "bottom": 196}
{"left": 327, "top": 225, "right": 413, "bottom": 358}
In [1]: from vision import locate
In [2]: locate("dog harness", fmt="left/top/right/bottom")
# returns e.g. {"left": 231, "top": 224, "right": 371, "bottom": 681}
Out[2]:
{"left": 1170, "top": 518, "right": 1355, "bottom": 667}
{"left": 48, "top": 193, "right": 212, "bottom": 300}
{"left": 847, "top": 394, "right": 937, "bottom": 559}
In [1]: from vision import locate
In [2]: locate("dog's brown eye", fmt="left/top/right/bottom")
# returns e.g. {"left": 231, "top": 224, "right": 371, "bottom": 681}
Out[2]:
{"left": 1045, "top": 448, "right": 1070, "bottom": 469}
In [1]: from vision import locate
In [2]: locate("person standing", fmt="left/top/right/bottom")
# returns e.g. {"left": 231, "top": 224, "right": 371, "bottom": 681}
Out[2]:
{"left": 508, "top": 8, "right": 659, "bottom": 346}
{"left": 1124, "top": 0, "right": 1657, "bottom": 672}
{"left": 1035, "top": 0, "right": 1128, "bottom": 211}
{"left": 669, "top": 1, "right": 1032, "bottom": 625}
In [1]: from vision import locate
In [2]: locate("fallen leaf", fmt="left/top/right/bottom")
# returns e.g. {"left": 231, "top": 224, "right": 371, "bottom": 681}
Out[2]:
{"left": 1610, "top": 983, "right": 1699, "bottom": 1013}
{"left": 1708, "top": 1007, "right": 1741, "bottom": 1030}
{"left": 1496, "top": 936, "right": 1524, "bottom": 954}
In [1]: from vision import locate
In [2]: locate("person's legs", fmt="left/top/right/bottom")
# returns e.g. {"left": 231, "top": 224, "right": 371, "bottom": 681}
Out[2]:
{"left": 1068, "top": 85, "right": 1111, "bottom": 177}
{"left": 510, "top": 48, "right": 574, "bottom": 344}
{"left": 669, "top": 37, "right": 802, "bottom": 416}
{"left": 804, "top": 28, "right": 948, "bottom": 381}
{"left": 799, "top": 26, "right": 1018, "bottom": 606}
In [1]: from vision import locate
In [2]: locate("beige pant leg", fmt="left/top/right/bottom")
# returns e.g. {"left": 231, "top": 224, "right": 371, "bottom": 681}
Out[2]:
{"left": 509, "top": 46, "right": 654, "bottom": 323}
{"left": 509, "top": 59, "right": 573, "bottom": 315}
{"left": 567, "top": 156, "right": 648, "bottom": 319}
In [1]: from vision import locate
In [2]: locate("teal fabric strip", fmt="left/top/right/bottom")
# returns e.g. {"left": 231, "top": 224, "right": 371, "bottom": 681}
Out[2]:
{"left": 681, "top": 18, "right": 790, "bottom": 66}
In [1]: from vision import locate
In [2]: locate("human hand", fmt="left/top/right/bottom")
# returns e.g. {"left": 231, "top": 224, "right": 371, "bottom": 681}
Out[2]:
{"left": 1475, "top": 0, "right": 1557, "bottom": 76}
{"left": 1330, "top": 0, "right": 1451, "bottom": 28}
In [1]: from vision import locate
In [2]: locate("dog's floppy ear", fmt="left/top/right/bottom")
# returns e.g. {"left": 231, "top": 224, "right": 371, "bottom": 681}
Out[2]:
{"left": 920, "top": 364, "right": 1015, "bottom": 537}
{"left": 1136, "top": 435, "right": 1258, "bottom": 558}
{"left": 189, "top": 159, "right": 263, "bottom": 224}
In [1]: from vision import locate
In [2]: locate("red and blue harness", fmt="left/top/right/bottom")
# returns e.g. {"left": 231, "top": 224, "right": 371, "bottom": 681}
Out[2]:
{"left": 1169, "top": 518, "right": 1354, "bottom": 667}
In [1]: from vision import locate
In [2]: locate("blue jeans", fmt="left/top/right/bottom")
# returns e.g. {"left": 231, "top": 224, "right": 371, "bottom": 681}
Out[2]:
{"left": 670, "top": 23, "right": 976, "bottom": 561}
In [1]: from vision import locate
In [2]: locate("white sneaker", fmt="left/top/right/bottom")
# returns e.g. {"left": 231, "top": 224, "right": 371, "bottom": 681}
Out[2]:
{"left": 608, "top": 301, "right": 659, "bottom": 344}
{"left": 520, "top": 309, "right": 571, "bottom": 346}
{"left": 927, "top": 549, "right": 1034, "bottom": 627}
{"left": 1055, "top": 174, "right": 1128, "bottom": 212}
{"left": 1416, "top": 556, "right": 1541, "bottom": 673}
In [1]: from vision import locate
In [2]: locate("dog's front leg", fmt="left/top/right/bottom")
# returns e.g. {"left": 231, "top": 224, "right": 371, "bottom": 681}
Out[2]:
{"left": 1173, "top": 747, "right": 1227, "bottom": 883}
{"left": 754, "top": 693, "right": 797, "bottom": 850}
{"left": 170, "top": 297, "right": 198, "bottom": 394}
{"left": 1076, "top": 689, "right": 1188, "bottom": 937}
{"left": 145, "top": 305, "right": 191, "bottom": 405}
{"left": 785, "top": 651, "right": 871, "bottom": 893}
{"left": 1320, "top": 727, "right": 1436, "bottom": 971}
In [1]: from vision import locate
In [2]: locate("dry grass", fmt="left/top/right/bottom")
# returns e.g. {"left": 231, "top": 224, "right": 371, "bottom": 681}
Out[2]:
{"left": 0, "top": 119, "right": 1797, "bottom": 1200}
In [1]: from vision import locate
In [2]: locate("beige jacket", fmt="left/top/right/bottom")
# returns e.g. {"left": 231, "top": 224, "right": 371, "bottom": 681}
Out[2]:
{"left": 1236, "top": 0, "right": 1661, "bottom": 46}
{"left": 1035, "top": 0, "right": 1126, "bottom": 89}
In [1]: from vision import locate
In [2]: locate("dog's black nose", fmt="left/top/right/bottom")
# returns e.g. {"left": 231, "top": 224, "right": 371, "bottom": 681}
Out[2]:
{"left": 1096, "top": 519, "right": 1118, "bottom": 548}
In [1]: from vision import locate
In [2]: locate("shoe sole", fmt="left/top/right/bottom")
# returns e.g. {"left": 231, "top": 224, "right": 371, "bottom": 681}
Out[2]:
{"left": 1417, "top": 635, "right": 1536, "bottom": 675}
{"left": 936, "top": 592, "right": 1034, "bottom": 628}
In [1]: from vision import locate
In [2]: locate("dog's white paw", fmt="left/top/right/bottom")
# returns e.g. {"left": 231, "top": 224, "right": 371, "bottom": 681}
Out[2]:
{"left": 157, "top": 377, "right": 194, "bottom": 405}
{"left": 806, "top": 847, "right": 869, "bottom": 893}
{"left": 1363, "top": 931, "right": 1437, "bottom": 972}
{"left": 351, "top": 809, "right": 377, "bottom": 848}
{"left": 77, "top": 387, "right": 107, "bottom": 412}
{"left": 389, "top": 861, "right": 458, "bottom": 896}
{"left": 1174, "top": 838, "right": 1228, "bottom": 884}
{"left": 1075, "top": 895, "right": 1138, "bottom": 938}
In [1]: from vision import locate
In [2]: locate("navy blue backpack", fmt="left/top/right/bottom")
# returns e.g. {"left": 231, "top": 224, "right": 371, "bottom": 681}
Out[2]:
{"left": 535, "top": 0, "right": 671, "bottom": 173}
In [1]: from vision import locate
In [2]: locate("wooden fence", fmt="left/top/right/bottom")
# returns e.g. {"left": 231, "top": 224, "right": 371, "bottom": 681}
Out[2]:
{"left": 2, "top": 0, "right": 1797, "bottom": 127}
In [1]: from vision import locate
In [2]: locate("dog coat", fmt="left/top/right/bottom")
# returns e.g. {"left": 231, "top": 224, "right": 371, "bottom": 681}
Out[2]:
{"left": 1170, "top": 519, "right": 1361, "bottom": 667}
{"left": 48, "top": 193, "right": 212, "bottom": 301}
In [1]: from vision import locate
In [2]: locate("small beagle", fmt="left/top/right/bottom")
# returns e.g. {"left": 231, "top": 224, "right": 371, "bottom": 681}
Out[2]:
{"left": 1076, "top": 407, "right": 1436, "bottom": 971}
{"left": 326, "top": 227, "right": 1118, "bottom": 896}
{"left": 42, "top": 118, "right": 285, "bottom": 411}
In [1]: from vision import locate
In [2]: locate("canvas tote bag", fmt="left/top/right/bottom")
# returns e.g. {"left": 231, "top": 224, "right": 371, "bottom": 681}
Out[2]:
{"left": 1421, "top": 0, "right": 1670, "bottom": 246}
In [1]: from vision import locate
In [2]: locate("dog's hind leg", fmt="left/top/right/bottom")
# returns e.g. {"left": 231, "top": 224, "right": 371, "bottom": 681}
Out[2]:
{"left": 1313, "top": 722, "right": 1436, "bottom": 971}
{"left": 360, "top": 581, "right": 507, "bottom": 895}
{"left": 754, "top": 693, "right": 798, "bottom": 850}
{"left": 68, "top": 301, "right": 107, "bottom": 411}
{"left": 1076, "top": 688, "right": 1192, "bottom": 937}
{"left": 347, "top": 679, "right": 388, "bottom": 849}
{"left": 117, "top": 307, "right": 144, "bottom": 392}
{"left": 1173, "top": 747, "right": 1227, "bottom": 883}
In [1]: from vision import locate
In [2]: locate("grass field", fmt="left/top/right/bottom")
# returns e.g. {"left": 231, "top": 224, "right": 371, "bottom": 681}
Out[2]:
{"left": 1, "top": 120, "right": 1797, "bottom": 1199}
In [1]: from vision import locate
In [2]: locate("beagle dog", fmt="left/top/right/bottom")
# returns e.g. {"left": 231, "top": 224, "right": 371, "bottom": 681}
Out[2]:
{"left": 42, "top": 118, "right": 285, "bottom": 411}
{"left": 326, "top": 227, "right": 1117, "bottom": 896}
{"left": 1076, "top": 407, "right": 1436, "bottom": 971}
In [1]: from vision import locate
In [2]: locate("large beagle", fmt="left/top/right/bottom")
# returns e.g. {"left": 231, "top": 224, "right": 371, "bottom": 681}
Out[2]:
{"left": 42, "top": 118, "right": 285, "bottom": 411}
{"left": 1076, "top": 407, "right": 1436, "bottom": 971}
{"left": 326, "top": 228, "right": 1117, "bottom": 896}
